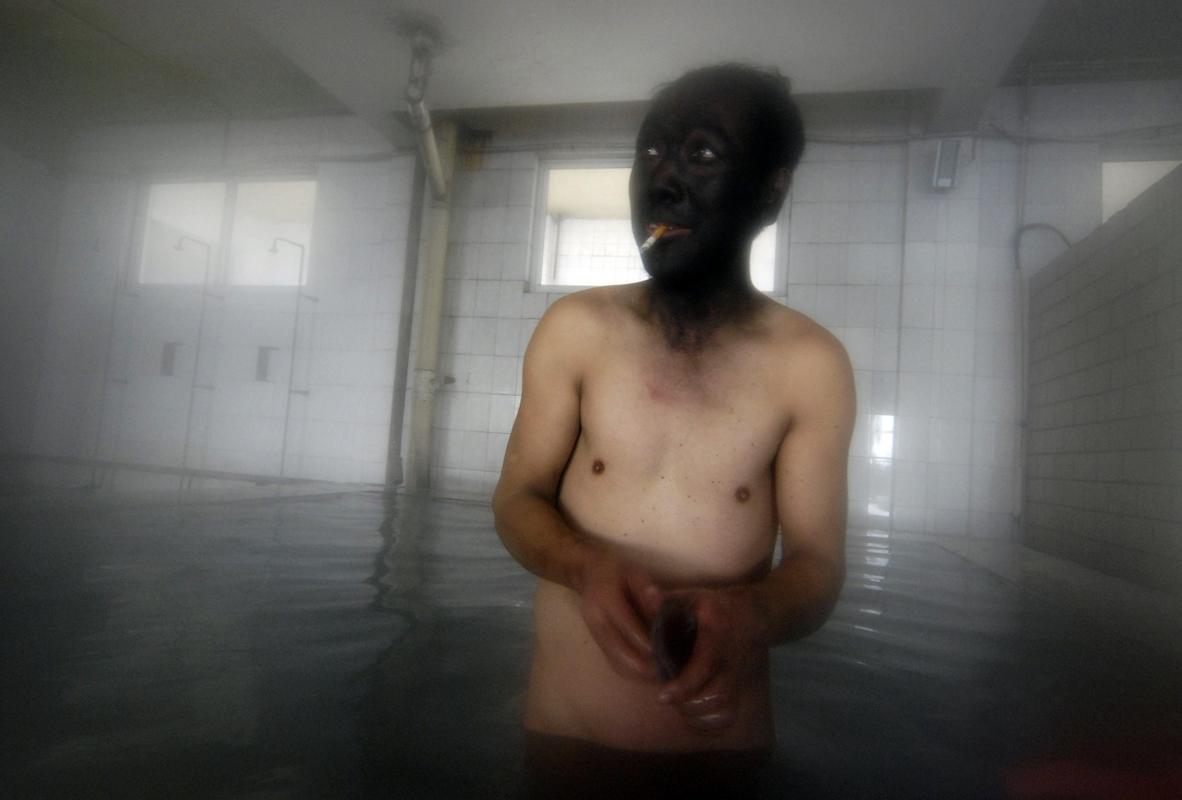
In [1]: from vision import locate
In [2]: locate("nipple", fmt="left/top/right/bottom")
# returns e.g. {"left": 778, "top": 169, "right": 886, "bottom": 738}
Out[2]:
{"left": 592, "top": 459, "right": 605, "bottom": 475}
{"left": 734, "top": 486, "right": 750, "bottom": 503}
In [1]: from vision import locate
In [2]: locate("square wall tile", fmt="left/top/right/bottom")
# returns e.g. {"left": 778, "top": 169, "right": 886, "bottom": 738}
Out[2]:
{"left": 471, "top": 317, "right": 497, "bottom": 356}
{"left": 474, "top": 281, "right": 501, "bottom": 317}
{"left": 489, "top": 395, "right": 517, "bottom": 434}
{"left": 901, "top": 285, "right": 935, "bottom": 328}
{"left": 900, "top": 329, "right": 934, "bottom": 372}
{"left": 495, "top": 318, "right": 521, "bottom": 357}
{"left": 934, "top": 329, "right": 975, "bottom": 375}
{"left": 485, "top": 432, "right": 509, "bottom": 472}
{"left": 893, "top": 460, "right": 929, "bottom": 507}
{"left": 897, "top": 372, "right": 933, "bottom": 418}
{"left": 930, "top": 418, "right": 973, "bottom": 464}
{"left": 894, "top": 415, "right": 931, "bottom": 462}
{"left": 934, "top": 464, "right": 971, "bottom": 510}
{"left": 492, "top": 356, "right": 520, "bottom": 395}
{"left": 934, "top": 373, "right": 975, "bottom": 419}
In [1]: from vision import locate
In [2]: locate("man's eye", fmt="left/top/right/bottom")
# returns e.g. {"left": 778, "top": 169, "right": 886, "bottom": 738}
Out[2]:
{"left": 690, "top": 145, "right": 718, "bottom": 163}
{"left": 644, "top": 145, "right": 660, "bottom": 158}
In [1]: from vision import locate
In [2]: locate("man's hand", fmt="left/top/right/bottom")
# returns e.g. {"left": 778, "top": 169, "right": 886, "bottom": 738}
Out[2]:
{"left": 577, "top": 552, "right": 664, "bottom": 682}
{"left": 656, "top": 586, "right": 769, "bottom": 733}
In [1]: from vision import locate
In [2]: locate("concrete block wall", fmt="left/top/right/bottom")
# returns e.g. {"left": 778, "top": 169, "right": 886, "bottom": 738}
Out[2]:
{"left": 0, "top": 146, "right": 62, "bottom": 455}
{"left": 29, "top": 117, "right": 415, "bottom": 484}
{"left": 1025, "top": 162, "right": 1182, "bottom": 593}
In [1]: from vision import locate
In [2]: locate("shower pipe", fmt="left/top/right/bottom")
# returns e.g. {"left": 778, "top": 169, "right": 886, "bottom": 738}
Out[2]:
{"left": 176, "top": 234, "right": 214, "bottom": 490}
{"left": 270, "top": 237, "right": 309, "bottom": 480}
{"left": 1010, "top": 81, "right": 1077, "bottom": 533}
{"left": 1014, "top": 221, "right": 1072, "bottom": 528}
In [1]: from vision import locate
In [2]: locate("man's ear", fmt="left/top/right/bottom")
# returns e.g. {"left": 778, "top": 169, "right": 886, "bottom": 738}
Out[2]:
{"left": 761, "top": 167, "right": 791, "bottom": 220}
{"left": 766, "top": 167, "right": 790, "bottom": 202}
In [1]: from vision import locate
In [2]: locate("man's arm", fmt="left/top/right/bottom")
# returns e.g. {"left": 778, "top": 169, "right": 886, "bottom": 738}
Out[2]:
{"left": 658, "top": 330, "right": 855, "bottom": 729}
{"left": 492, "top": 294, "right": 659, "bottom": 681}
{"left": 753, "top": 330, "right": 855, "bottom": 640}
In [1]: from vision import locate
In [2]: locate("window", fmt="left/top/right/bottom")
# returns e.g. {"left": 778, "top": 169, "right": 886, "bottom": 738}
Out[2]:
{"left": 230, "top": 181, "right": 317, "bottom": 286}
{"left": 139, "top": 179, "right": 316, "bottom": 286}
{"left": 534, "top": 165, "right": 778, "bottom": 291}
{"left": 1101, "top": 160, "right": 1181, "bottom": 222}
{"left": 140, "top": 182, "right": 225, "bottom": 285}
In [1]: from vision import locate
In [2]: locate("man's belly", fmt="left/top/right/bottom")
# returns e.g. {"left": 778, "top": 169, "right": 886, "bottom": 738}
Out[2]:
{"left": 523, "top": 451, "right": 780, "bottom": 751}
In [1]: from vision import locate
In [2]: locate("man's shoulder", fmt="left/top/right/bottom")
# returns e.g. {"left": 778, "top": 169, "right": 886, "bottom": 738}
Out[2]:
{"left": 537, "top": 284, "right": 639, "bottom": 335}
{"left": 760, "top": 300, "right": 848, "bottom": 367}
{"left": 528, "top": 283, "right": 640, "bottom": 361}
{"left": 756, "top": 301, "right": 854, "bottom": 413}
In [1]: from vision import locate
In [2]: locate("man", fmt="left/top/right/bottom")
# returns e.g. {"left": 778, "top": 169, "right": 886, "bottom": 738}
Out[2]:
{"left": 493, "top": 63, "right": 855, "bottom": 796}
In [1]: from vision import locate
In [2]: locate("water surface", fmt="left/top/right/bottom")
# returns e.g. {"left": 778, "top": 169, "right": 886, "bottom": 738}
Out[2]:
{"left": 1, "top": 490, "right": 1179, "bottom": 798}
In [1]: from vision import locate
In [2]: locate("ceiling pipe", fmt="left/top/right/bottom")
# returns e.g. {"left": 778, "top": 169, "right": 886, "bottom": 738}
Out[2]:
{"left": 401, "top": 21, "right": 448, "bottom": 200}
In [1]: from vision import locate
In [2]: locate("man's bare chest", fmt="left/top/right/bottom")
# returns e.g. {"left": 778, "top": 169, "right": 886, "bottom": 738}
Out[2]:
{"left": 576, "top": 351, "right": 787, "bottom": 477}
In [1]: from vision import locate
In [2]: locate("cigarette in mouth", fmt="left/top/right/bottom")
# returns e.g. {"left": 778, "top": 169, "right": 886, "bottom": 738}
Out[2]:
{"left": 640, "top": 224, "right": 668, "bottom": 253}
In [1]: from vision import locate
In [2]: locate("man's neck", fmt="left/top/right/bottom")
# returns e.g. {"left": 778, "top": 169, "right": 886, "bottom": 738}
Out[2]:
{"left": 644, "top": 274, "right": 761, "bottom": 353}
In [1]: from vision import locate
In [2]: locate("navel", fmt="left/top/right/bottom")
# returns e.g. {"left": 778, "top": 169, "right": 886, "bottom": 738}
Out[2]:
{"left": 734, "top": 486, "right": 750, "bottom": 503}
{"left": 592, "top": 459, "right": 605, "bottom": 475}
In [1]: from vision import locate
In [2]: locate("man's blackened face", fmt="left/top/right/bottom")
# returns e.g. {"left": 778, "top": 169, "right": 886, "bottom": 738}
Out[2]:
{"left": 630, "top": 86, "right": 774, "bottom": 289}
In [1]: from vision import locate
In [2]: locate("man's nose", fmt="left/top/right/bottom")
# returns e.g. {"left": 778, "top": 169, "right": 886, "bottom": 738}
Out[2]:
{"left": 650, "top": 159, "right": 686, "bottom": 206}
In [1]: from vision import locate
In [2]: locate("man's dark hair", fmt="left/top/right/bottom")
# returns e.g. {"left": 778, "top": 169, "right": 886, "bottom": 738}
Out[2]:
{"left": 653, "top": 63, "right": 806, "bottom": 176}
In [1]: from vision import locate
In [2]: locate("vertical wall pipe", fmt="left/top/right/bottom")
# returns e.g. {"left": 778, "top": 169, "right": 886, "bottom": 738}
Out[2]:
{"left": 272, "top": 237, "right": 307, "bottom": 478}
{"left": 177, "top": 235, "right": 213, "bottom": 489}
{"left": 385, "top": 156, "right": 427, "bottom": 487}
{"left": 404, "top": 121, "right": 457, "bottom": 490}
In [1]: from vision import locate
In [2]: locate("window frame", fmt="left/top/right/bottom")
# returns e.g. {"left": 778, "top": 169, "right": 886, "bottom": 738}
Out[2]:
{"left": 530, "top": 154, "right": 635, "bottom": 293}
{"left": 133, "top": 173, "right": 318, "bottom": 289}
{"left": 529, "top": 155, "right": 787, "bottom": 295}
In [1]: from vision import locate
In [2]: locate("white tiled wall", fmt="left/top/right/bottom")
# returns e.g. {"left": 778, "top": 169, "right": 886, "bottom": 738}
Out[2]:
{"left": 13, "top": 78, "right": 1180, "bottom": 515}
{"left": 782, "top": 142, "right": 908, "bottom": 531}
{"left": 29, "top": 117, "right": 415, "bottom": 484}
{"left": 1025, "top": 162, "right": 1182, "bottom": 592}
{"left": 430, "top": 151, "right": 544, "bottom": 494}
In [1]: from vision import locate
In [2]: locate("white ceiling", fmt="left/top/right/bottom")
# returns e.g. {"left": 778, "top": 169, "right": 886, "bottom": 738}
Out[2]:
{"left": 4, "top": 0, "right": 1182, "bottom": 165}
{"left": 229, "top": 0, "right": 1046, "bottom": 134}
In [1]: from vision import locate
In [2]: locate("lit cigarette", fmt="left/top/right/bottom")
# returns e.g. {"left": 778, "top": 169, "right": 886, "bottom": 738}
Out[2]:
{"left": 640, "top": 224, "right": 668, "bottom": 253}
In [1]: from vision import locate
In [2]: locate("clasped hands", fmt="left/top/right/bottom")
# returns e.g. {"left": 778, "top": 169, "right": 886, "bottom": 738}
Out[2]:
{"left": 576, "top": 553, "right": 769, "bottom": 733}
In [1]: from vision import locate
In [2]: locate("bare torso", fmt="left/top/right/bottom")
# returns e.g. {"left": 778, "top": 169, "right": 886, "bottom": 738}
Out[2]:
{"left": 524, "top": 283, "right": 808, "bottom": 751}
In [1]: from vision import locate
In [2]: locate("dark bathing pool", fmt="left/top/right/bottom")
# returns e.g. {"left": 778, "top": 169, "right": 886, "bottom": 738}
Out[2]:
{"left": 2, "top": 489, "right": 1180, "bottom": 799}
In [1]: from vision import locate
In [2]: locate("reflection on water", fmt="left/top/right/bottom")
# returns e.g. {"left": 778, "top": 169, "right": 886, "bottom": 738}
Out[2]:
{"left": 1, "top": 490, "right": 1179, "bottom": 798}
